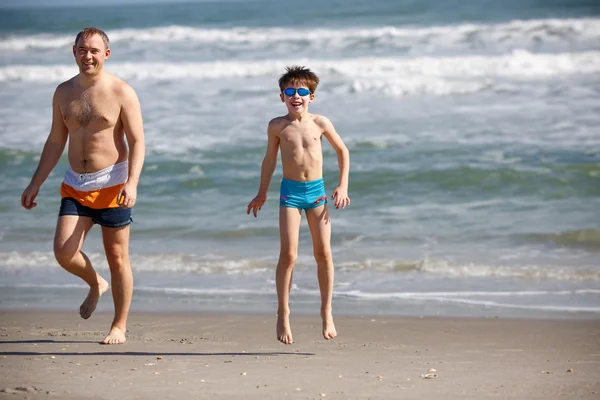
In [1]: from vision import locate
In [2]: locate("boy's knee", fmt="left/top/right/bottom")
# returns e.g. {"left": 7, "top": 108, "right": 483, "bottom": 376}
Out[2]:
{"left": 278, "top": 252, "right": 297, "bottom": 266}
{"left": 314, "top": 249, "right": 332, "bottom": 264}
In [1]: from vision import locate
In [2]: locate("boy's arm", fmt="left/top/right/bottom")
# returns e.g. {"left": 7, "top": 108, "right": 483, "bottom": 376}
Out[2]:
{"left": 257, "top": 120, "right": 280, "bottom": 196}
{"left": 119, "top": 83, "right": 145, "bottom": 209}
{"left": 247, "top": 120, "right": 280, "bottom": 217}
{"left": 21, "top": 87, "right": 69, "bottom": 209}
{"left": 318, "top": 116, "right": 350, "bottom": 209}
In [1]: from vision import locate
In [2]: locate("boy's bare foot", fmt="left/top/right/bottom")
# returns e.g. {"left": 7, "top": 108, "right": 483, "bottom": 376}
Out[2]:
{"left": 277, "top": 312, "right": 293, "bottom": 344}
{"left": 101, "top": 326, "right": 126, "bottom": 345}
{"left": 322, "top": 311, "right": 337, "bottom": 340}
{"left": 79, "top": 277, "right": 109, "bottom": 319}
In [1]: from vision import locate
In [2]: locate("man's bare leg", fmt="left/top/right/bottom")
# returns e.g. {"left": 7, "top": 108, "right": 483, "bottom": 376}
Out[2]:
{"left": 54, "top": 216, "right": 110, "bottom": 319}
{"left": 306, "top": 205, "right": 337, "bottom": 340}
{"left": 100, "top": 224, "right": 133, "bottom": 345}
{"left": 276, "top": 207, "right": 302, "bottom": 344}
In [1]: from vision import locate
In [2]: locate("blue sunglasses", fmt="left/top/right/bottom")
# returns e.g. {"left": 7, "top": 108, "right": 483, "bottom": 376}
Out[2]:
{"left": 283, "top": 87, "right": 311, "bottom": 97}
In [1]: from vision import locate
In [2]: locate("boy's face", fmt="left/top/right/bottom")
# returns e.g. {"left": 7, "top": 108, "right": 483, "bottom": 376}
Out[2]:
{"left": 280, "top": 81, "right": 314, "bottom": 115}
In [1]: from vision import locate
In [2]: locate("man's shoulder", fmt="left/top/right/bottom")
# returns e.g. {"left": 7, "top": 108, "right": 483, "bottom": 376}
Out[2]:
{"left": 104, "top": 75, "right": 139, "bottom": 107}
{"left": 107, "top": 74, "right": 135, "bottom": 95}
{"left": 55, "top": 77, "right": 75, "bottom": 93}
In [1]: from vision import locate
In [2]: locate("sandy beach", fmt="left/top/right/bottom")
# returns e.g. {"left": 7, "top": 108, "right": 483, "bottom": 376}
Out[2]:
{"left": 0, "top": 310, "right": 598, "bottom": 399}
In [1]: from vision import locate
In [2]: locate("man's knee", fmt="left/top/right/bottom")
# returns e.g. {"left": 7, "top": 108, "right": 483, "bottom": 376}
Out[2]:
{"left": 53, "top": 239, "right": 78, "bottom": 266}
{"left": 105, "top": 244, "right": 129, "bottom": 271}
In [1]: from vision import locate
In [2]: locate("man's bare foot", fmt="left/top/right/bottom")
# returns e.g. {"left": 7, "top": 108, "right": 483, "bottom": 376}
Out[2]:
{"left": 101, "top": 326, "right": 126, "bottom": 345}
{"left": 79, "top": 277, "right": 109, "bottom": 319}
{"left": 277, "top": 312, "right": 293, "bottom": 344}
{"left": 322, "top": 311, "right": 337, "bottom": 340}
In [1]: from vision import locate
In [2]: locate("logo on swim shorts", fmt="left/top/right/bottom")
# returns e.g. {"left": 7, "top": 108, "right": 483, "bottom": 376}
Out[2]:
{"left": 314, "top": 195, "right": 327, "bottom": 204}
{"left": 280, "top": 195, "right": 288, "bottom": 203}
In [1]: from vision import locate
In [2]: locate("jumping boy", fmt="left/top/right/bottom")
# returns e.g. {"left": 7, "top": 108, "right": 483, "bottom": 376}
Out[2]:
{"left": 247, "top": 66, "right": 350, "bottom": 344}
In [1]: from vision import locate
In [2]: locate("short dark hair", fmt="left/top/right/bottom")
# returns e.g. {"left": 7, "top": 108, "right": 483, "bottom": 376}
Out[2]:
{"left": 278, "top": 66, "right": 320, "bottom": 93}
{"left": 74, "top": 27, "right": 110, "bottom": 49}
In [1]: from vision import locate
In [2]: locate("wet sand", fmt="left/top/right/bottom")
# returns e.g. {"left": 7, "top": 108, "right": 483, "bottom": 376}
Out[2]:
{"left": 1, "top": 310, "right": 599, "bottom": 399}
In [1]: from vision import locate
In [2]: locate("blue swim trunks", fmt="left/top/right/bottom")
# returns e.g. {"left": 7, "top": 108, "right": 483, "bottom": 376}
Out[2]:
{"left": 280, "top": 178, "right": 328, "bottom": 210}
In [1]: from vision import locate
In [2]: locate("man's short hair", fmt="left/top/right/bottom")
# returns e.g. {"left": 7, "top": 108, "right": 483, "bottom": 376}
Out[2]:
{"left": 278, "top": 66, "right": 320, "bottom": 93}
{"left": 75, "top": 27, "right": 110, "bottom": 49}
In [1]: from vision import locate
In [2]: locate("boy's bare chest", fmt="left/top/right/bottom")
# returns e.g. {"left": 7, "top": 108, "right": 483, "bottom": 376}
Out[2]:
{"left": 61, "top": 91, "right": 119, "bottom": 130}
{"left": 280, "top": 127, "right": 322, "bottom": 149}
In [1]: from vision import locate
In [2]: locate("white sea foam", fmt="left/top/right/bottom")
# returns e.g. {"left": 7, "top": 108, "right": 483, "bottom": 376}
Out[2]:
{"left": 1, "top": 18, "right": 598, "bottom": 53}
{"left": 415, "top": 258, "right": 600, "bottom": 281}
{"left": 3, "top": 282, "right": 598, "bottom": 313}
{"left": 0, "top": 251, "right": 272, "bottom": 275}
{"left": 335, "top": 289, "right": 600, "bottom": 313}
{"left": 2, "top": 251, "right": 598, "bottom": 282}
{"left": 1, "top": 51, "right": 598, "bottom": 99}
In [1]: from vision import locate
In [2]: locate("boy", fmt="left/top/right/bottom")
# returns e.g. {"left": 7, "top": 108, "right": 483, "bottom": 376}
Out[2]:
{"left": 247, "top": 66, "right": 350, "bottom": 344}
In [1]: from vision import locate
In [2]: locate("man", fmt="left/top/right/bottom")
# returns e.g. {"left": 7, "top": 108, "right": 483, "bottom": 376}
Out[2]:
{"left": 21, "top": 27, "right": 145, "bottom": 345}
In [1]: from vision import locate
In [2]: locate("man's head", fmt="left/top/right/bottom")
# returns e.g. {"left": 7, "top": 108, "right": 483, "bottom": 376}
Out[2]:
{"left": 279, "top": 66, "right": 319, "bottom": 115}
{"left": 73, "top": 27, "right": 110, "bottom": 77}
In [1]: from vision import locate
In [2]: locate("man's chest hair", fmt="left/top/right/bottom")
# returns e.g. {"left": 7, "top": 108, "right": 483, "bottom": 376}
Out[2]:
{"left": 62, "top": 90, "right": 119, "bottom": 128}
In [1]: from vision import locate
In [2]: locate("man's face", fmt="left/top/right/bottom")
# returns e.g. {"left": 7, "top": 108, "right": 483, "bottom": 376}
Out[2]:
{"left": 73, "top": 34, "right": 110, "bottom": 76}
{"left": 280, "top": 81, "right": 314, "bottom": 115}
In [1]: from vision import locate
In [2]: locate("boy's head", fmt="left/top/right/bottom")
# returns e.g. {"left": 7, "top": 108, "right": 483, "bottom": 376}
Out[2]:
{"left": 279, "top": 66, "right": 319, "bottom": 115}
{"left": 278, "top": 66, "right": 319, "bottom": 94}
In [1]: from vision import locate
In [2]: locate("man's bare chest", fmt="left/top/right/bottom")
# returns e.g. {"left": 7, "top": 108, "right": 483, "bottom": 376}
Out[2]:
{"left": 61, "top": 94, "right": 120, "bottom": 130}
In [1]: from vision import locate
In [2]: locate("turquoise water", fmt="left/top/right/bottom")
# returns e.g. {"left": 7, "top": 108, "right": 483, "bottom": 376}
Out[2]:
{"left": 0, "top": 0, "right": 599, "bottom": 318}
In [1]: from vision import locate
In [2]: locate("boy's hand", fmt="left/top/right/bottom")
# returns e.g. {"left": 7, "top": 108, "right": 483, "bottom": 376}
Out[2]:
{"left": 331, "top": 187, "right": 350, "bottom": 209}
{"left": 247, "top": 194, "right": 267, "bottom": 217}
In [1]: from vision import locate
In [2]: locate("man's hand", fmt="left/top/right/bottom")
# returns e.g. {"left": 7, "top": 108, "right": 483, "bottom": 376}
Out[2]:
{"left": 21, "top": 184, "right": 40, "bottom": 210}
{"left": 247, "top": 194, "right": 267, "bottom": 218}
{"left": 118, "top": 182, "right": 137, "bottom": 209}
{"left": 331, "top": 186, "right": 350, "bottom": 209}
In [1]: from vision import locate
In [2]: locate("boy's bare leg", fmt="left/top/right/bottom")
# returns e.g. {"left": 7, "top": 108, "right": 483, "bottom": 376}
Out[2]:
{"left": 54, "top": 216, "right": 110, "bottom": 320}
{"left": 276, "top": 207, "right": 302, "bottom": 344}
{"left": 306, "top": 204, "right": 337, "bottom": 340}
{"left": 100, "top": 225, "right": 133, "bottom": 345}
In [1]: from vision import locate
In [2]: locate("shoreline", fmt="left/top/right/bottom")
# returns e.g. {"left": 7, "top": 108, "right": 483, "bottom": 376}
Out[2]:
{"left": 1, "top": 309, "right": 599, "bottom": 399}
{"left": 3, "top": 292, "right": 600, "bottom": 321}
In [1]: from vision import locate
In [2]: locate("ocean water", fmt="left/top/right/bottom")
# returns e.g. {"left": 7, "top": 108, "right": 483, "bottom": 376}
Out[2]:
{"left": 1, "top": 0, "right": 599, "bottom": 318}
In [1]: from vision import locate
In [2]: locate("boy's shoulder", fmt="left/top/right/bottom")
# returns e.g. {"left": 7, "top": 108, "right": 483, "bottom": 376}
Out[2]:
{"left": 268, "top": 115, "right": 288, "bottom": 125}
{"left": 311, "top": 114, "right": 333, "bottom": 128}
{"left": 267, "top": 115, "right": 291, "bottom": 131}
{"left": 267, "top": 114, "right": 333, "bottom": 132}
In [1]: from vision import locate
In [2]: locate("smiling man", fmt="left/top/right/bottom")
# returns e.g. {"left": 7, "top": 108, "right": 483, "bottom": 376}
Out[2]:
{"left": 21, "top": 27, "right": 145, "bottom": 345}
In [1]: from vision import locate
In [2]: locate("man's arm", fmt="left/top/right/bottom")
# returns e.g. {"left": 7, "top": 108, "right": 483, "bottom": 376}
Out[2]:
{"left": 247, "top": 119, "right": 280, "bottom": 217}
{"left": 318, "top": 115, "right": 350, "bottom": 209}
{"left": 21, "top": 87, "right": 69, "bottom": 209}
{"left": 119, "top": 83, "right": 145, "bottom": 209}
